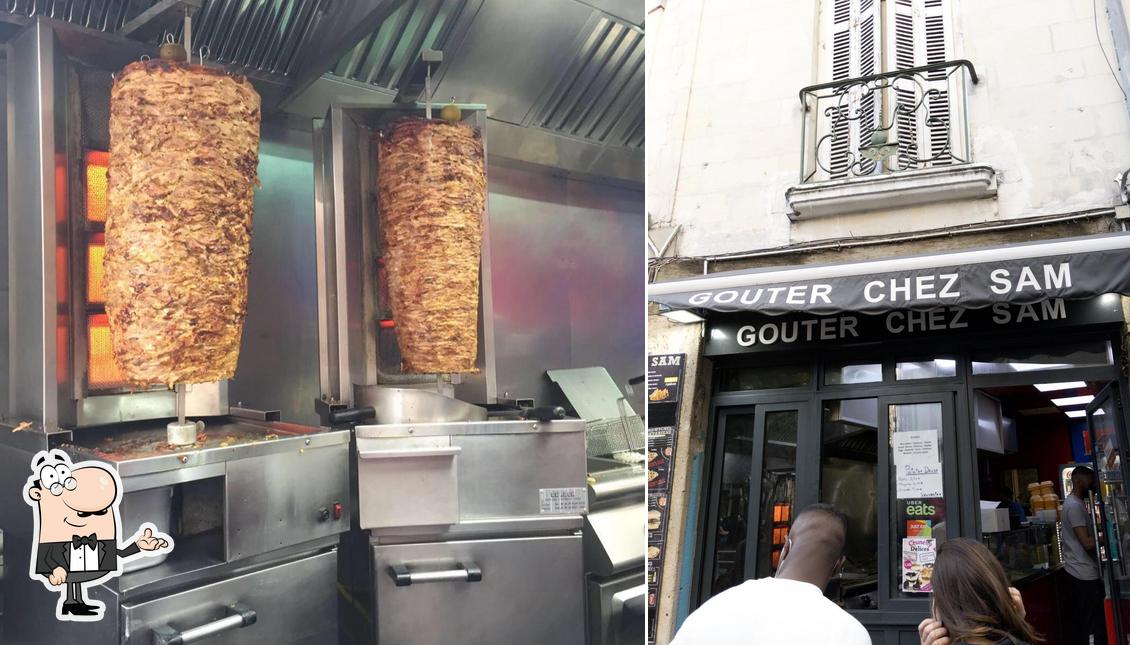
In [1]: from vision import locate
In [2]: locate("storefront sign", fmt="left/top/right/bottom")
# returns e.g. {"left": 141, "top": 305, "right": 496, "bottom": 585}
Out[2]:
{"left": 647, "top": 354, "right": 684, "bottom": 404}
{"left": 705, "top": 297, "right": 1123, "bottom": 355}
{"left": 648, "top": 353, "right": 685, "bottom": 644}
{"left": 652, "top": 234, "right": 1130, "bottom": 315}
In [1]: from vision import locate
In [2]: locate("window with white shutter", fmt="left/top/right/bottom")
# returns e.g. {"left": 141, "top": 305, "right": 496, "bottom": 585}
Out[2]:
{"left": 886, "top": 0, "right": 956, "bottom": 169}
{"left": 813, "top": 0, "right": 957, "bottom": 180}
{"left": 819, "top": 0, "right": 882, "bottom": 178}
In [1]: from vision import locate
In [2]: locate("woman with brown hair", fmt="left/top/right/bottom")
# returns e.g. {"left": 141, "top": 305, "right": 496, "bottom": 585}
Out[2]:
{"left": 918, "top": 538, "right": 1040, "bottom": 645}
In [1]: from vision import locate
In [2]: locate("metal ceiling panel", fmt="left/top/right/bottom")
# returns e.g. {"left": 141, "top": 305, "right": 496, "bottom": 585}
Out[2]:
{"left": 173, "top": 0, "right": 331, "bottom": 75}
{"left": 528, "top": 11, "right": 643, "bottom": 149}
{"left": 329, "top": 0, "right": 479, "bottom": 89}
{"left": 426, "top": 0, "right": 595, "bottom": 125}
{"left": 2, "top": 0, "right": 144, "bottom": 31}
{"left": 1, "top": 0, "right": 334, "bottom": 76}
{"left": 577, "top": 0, "right": 642, "bottom": 26}
{"left": 280, "top": 0, "right": 409, "bottom": 104}
{"left": 318, "top": 0, "right": 643, "bottom": 149}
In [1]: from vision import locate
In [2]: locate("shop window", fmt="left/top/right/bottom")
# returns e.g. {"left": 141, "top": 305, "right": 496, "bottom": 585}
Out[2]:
{"left": 1089, "top": 392, "right": 1130, "bottom": 580}
{"left": 896, "top": 358, "right": 957, "bottom": 380}
{"left": 821, "top": 397, "right": 878, "bottom": 609}
{"left": 888, "top": 401, "right": 947, "bottom": 601}
{"left": 971, "top": 341, "right": 1113, "bottom": 374}
{"left": 756, "top": 410, "right": 798, "bottom": 577}
{"left": 717, "top": 364, "right": 810, "bottom": 392}
{"left": 709, "top": 413, "right": 755, "bottom": 596}
{"left": 825, "top": 362, "right": 882, "bottom": 385}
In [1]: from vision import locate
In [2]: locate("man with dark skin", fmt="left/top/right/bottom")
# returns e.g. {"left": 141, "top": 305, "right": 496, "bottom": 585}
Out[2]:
{"left": 1059, "top": 466, "right": 1107, "bottom": 645}
{"left": 672, "top": 503, "right": 870, "bottom": 644}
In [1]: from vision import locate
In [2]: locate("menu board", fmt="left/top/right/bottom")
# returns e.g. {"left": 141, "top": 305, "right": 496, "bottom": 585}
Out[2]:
{"left": 894, "top": 429, "right": 943, "bottom": 499}
{"left": 648, "top": 353, "right": 685, "bottom": 644}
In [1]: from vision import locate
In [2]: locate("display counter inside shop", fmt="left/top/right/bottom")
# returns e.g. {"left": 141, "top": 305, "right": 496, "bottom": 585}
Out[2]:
{"left": 983, "top": 521, "right": 1066, "bottom": 641}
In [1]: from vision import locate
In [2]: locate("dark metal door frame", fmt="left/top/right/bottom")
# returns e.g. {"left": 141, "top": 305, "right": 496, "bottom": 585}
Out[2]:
{"left": 744, "top": 402, "right": 810, "bottom": 581}
{"left": 875, "top": 391, "right": 958, "bottom": 616}
{"left": 1087, "top": 381, "right": 1130, "bottom": 643}
{"left": 696, "top": 393, "right": 813, "bottom": 607}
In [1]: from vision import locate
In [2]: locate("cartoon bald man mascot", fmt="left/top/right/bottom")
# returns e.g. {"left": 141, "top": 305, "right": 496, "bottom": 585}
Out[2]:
{"left": 24, "top": 449, "right": 173, "bottom": 621}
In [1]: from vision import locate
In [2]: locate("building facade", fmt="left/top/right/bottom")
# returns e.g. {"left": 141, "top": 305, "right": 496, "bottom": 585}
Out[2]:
{"left": 647, "top": 0, "right": 1130, "bottom": 643}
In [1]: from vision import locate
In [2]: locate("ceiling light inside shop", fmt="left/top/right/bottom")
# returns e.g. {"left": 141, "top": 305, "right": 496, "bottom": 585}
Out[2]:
{"left": 1034, "top": 381, "right": 1087, "bottom": 392}
{"left": 1065, "top": 409, "right": 1104, "bottom": 418}
{"left": 1051, "top": 395, "right": 1095, "bottom": 407}
{"left": 660, "top": 309, "right": 705, "bottom": 324}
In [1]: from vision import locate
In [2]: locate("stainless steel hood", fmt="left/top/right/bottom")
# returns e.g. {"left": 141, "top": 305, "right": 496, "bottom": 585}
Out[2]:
{"left": 0, "top": 0, "right": 643, "bottom": 183}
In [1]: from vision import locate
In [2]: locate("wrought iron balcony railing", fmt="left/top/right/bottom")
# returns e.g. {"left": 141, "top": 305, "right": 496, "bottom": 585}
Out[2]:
{"left": 798, "top": 60, "right": 979, "bottom": 184}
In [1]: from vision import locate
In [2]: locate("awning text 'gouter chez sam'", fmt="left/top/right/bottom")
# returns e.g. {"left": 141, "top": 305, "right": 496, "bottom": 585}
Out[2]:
{"left": 649, "top": 233, "right": 1130, "bottom": 316}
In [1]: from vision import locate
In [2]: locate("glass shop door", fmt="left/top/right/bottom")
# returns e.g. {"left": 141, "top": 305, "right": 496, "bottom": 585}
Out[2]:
{"left": 703, "top": 402, "right": 808, "bottom": 601}
{"left": 878, "top": 393, "right": 957, "bottom": 612}
{"left": 1086, "top": 382, "right": 1130, "bottom": 645}
{"left": 747, "top": 403, "right": 808, "bottom": 580}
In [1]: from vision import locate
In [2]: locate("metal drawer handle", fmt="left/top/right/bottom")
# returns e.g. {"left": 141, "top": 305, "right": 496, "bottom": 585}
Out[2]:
{"left": 358, "top": 446, "right": 461, "bottom": 460}
{"left": 152, "top": 602, "right": 257, "bottom": 645}
{"left": 388, "top": 562, "right": 483, "bottom": 587}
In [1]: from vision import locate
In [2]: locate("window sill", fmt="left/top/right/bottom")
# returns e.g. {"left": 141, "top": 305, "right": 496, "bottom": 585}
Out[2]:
{"left": 785, "top": 163, "right": 997, "bottom": 220}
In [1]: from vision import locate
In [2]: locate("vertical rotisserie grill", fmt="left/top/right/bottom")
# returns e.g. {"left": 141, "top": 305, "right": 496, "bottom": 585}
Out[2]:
{"left": 376, "top": 118, "right": 486, "bottom": 374}
{"left": 104, "top": 60, "right": 261, "bottom": 386}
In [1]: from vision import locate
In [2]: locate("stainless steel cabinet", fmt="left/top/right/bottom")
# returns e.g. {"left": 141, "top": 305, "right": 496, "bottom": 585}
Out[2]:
{"left": 373, "top": 534, "right": 585, "bottom": 645}
{"left": 122, "top": 550, "right": 337, "bottom": 644}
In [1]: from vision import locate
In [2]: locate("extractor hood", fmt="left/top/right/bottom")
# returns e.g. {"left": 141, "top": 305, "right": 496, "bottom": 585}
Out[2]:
{"left": 0, "top": 0, "right": 643, "bottom": 183}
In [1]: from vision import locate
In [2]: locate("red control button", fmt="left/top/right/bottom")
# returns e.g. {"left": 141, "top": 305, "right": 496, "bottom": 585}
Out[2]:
{"left": 332, "top": 502, "right": 343, "bottom": 520}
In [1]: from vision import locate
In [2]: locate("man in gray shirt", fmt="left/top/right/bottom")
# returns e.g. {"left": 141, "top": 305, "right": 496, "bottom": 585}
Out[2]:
{"left": 1061, "top": 466, "right": 1106, "bottom": 645}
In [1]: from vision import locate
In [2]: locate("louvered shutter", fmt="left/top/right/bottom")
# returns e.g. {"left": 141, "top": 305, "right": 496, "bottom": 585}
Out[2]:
{"left": 885, "top": 0, "right": 955, "bottom": 169}
{"left": 820, "top": 0, "right": 882, "bottom": 179}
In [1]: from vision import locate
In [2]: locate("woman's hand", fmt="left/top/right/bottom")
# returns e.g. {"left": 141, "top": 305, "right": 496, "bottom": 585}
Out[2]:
{"left": 1008, "top": 586, "right": 1026, "bottom": 618}
{"left": 918, "top": 617, "right": 950, "bottom": 645}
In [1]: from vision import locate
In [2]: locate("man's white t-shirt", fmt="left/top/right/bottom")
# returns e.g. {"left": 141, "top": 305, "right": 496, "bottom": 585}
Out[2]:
{"left": 670, "top": 577, "right": 872, "bottom": 645}
{"left": 1062, "top": 493, "right": 1101, "bottom": 580}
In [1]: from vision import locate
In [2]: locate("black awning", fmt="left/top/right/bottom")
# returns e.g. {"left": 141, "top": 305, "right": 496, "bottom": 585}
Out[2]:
{"left": 649, "top": 232, "right": 1130, "bottom": 315}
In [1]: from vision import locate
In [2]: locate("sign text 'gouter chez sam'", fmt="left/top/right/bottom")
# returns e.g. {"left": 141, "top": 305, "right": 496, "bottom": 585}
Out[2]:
{"left": 687, "top": 262, "right": 1072, "bottom": 309}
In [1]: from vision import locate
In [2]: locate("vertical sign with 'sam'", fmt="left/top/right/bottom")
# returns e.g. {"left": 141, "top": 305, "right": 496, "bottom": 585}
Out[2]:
{"left": 647, "top": 353, "right": 685, "bottom": 644}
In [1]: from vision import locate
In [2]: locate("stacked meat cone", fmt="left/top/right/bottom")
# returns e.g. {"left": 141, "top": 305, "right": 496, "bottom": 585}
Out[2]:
{"left": 103, "top": 59, "right": 261, "bottom": 387}
{"left": 376, "top": 118, "right": 486, "bottom": 374}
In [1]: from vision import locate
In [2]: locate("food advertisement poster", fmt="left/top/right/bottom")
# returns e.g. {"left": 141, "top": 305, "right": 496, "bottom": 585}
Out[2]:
{"left": 902, "top": 538, "right": 937, "bottom": 593}
{"left": 898, "top": 498, "right": 944, "bottom": 594}
{"left": 648, "top": 353, "right": 684, "bottom": 644}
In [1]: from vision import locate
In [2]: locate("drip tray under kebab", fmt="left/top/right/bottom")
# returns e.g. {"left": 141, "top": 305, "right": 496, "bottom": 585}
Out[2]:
{"left": 59, "top": 416, "right": 344, "bottom": 477}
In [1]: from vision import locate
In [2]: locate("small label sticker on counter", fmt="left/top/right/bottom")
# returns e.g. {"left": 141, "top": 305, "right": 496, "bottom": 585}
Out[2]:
{"left": 539, "top": 487, "right": 588, "bottom": 514}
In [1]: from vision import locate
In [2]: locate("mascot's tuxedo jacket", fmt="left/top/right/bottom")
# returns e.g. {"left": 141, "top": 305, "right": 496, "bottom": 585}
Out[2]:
{"left": 35, "top": 537, "right": 140, "bottom": 576}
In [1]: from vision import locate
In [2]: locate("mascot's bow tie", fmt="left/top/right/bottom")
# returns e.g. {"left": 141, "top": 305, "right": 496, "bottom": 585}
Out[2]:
{"left": 72, "top": 534, "right": 98, "bottom": 548}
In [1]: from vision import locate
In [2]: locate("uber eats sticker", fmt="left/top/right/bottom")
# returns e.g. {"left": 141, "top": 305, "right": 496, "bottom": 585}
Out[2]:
{"left": 24, "top": 449, "right": 173, "bottom": 622}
